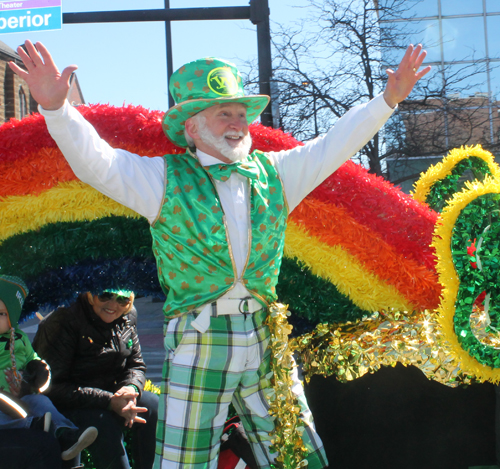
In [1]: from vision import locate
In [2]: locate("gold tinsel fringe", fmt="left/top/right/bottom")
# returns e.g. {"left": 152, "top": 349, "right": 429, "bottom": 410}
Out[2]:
{"left": 293, "top": 309, "right": 469, "bottom": 387}
{"left": 266, "top": 303, "right": 308, "bottom": 468}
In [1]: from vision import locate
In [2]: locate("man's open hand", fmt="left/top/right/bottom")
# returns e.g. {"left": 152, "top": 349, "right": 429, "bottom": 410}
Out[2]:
{"left": 8, "top": 40, "right": 77, "bottom": 111}
{"left": 383, "top": 44, "right": 431, "bottom": 108}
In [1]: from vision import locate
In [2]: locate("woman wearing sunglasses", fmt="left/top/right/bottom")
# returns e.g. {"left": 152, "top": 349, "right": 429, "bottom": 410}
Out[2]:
{"left": 32, "top": 290, "right": 159, "bottom": 469}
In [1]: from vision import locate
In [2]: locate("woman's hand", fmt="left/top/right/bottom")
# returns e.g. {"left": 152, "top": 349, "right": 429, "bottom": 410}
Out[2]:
{"left": 110, "top": 386, "right": 148, "bottom": 428}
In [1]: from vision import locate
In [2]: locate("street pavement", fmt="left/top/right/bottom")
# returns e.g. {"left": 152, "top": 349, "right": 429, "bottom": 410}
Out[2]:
{"left": 21, "top": 296, "right": 166, "bottom": 385}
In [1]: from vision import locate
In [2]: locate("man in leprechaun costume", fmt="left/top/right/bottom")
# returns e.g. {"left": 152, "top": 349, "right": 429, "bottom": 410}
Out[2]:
{"left": 10, "top": 40, "right": 430, "bottom": 468}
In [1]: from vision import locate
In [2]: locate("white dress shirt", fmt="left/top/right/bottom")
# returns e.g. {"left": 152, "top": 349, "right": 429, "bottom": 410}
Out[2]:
{"left": 40, "top": 94, "right": 394, "bottom": 301}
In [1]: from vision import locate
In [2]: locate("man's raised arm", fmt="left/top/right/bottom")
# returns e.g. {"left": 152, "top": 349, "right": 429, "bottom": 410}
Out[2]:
{"left": 8, "top": 40, "right": 165, "bottom": 224}
{"left": 272, "top": 44, "right": 432, "bottom": 211}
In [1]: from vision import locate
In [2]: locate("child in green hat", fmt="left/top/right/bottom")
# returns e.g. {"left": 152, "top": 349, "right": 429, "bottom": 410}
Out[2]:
{"left": 0, "top": 275, "right": 98, "bottom": 461}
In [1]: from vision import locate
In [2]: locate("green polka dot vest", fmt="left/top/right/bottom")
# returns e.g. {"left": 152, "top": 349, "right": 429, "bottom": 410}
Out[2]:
{"left": 150, "top": 150, "right": 288, "bottom": 318}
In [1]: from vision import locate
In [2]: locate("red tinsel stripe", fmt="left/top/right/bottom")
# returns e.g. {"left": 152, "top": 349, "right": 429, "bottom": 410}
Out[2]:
{"left": 309, "top": 160, "right": 438, "bottom": 270}
{"left": 0, "top": 105, "right": 302, "bottom": 198}
{"left": 0, "top": 104, "right": 301, "bottom": 162}
{"left": 290, "top": 197, "right": 441, "bottom": 310}
{"left": 0, "top": 104, "right": 179, "bottom": 161}
{"left": 0, "top": 112, "right": 56, "bottom": 159}
{"left": 249, "top": 123, "right": 302, "bottom": 153}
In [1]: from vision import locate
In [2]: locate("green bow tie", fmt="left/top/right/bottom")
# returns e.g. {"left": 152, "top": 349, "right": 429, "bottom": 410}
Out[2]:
{"left": 204, "top": 160, "right": 259, "bottom": 181}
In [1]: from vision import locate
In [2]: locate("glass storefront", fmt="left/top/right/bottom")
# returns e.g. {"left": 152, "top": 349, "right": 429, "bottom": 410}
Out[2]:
{"left": 379, "top": 0, "right": 500, "bottom": 190}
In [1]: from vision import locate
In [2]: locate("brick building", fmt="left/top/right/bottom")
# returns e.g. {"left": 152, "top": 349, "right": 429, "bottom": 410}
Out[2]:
{"left": 0, "top": 40, "right": 84, "bottom": 125}
{"left": 400, "top": 95, "right": 500, "bottom": 154}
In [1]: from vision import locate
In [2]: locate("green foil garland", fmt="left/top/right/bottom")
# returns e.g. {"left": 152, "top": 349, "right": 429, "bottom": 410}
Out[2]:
{"left": 1, "top": 219, "right": 367, "bottom": 327}
{"left": 0, "top": 216, "right": 153, "bottom": 279}
{"left": 277, "top": 257, "right": 368, "bottom": 328}
{"left": 451, "top": 193, "right": 500, "bottom": 368}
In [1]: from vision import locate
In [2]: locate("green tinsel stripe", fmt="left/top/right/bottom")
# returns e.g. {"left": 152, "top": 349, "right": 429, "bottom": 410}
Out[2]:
{"left": 1, "top": 217, "right": 368, "bottom": 326}
{"left": 426, "top": 157, "right": 492, "bottom": 212}
{"left": 0, "top": 216, "right": 153, "bottom": 279}
{"left": 277, "top": 256, "right": 368, "bottom": 325}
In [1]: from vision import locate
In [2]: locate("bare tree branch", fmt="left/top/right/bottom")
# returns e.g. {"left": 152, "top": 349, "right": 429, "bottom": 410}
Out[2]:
{"left": 242, "top": 0, "right": 499, "bottom": 185}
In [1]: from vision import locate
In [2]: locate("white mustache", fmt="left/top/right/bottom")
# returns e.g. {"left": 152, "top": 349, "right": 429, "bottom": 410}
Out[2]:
{"left": 223, "top": 131, "right": 245, "bottom": 139}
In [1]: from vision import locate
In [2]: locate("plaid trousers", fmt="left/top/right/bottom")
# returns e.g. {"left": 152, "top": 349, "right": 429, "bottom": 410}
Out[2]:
{"left": 153, "top": 308, "right": 328, "bottom": 469}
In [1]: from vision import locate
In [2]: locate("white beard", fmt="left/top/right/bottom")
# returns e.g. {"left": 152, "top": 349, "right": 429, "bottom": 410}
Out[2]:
{"left": 197, "top": 116, "right": 252, "bottom": 162}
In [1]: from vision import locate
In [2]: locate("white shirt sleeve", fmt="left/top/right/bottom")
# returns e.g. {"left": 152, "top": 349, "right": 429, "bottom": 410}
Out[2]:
{"left": 39, "top": 101, "right": 165, "bottom": 224}
{"left": 269, "top": 93, "right": 395, "bottom": 212}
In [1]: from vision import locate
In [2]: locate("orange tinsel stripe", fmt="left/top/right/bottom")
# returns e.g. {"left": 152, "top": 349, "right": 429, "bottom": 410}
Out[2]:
{"left": 290, "top": 197, "right": 441, "bottom": 310}
{"left": 0, "top": 145, "right": 165, "bottom": 199}
{"left": 0, "top": 147, "right": 77, "bottom": 198}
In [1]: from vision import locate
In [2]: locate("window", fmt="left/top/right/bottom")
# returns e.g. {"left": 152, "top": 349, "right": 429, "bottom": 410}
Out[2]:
{"left": 409, "top": 0, "right": 438, "bottom": 18}
{"left": 407, "top": 19, "right": 442, "bottom": 62}
{"left": 19, "top": 87, "right": 27, "bottom": 120}
{"left": 378, "top": 0, "right": 438, "bottom": 19}
{"left": 487, "top": 15, "right": 500, "bottom": 59}
{"left": 441, "top": 16, "right": 486, "bottom": 61}
{"left": 445, "top": 64, "right": 488, "bottom": 96}
{"left": 441, "top": 0, "right": 484, "bottom": 16}
{"left": 486, "top": 0, "right": 500, "bottom": 14}
{"left": 490, "top": 64, "right": 500, "bottom": 100}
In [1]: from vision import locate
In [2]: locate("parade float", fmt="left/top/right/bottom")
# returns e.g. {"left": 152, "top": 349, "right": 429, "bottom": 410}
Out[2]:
{"left": 1, "top": 104, "right": 499, "bottom": 467}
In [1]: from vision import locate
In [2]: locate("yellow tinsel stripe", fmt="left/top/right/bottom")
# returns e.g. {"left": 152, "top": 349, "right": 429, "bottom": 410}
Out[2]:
{"left": 432, "top": 176, "right": 500, "bottom": 383}
{"left": 0, "top": 179, "right": 413, "bottom": 313}
{"left": 413, "top": 145, "right": 500, "bottom": 203}
{"left": 0, "top": 180, "right": 140, "bottom": 242}
{"left": 284, "top": 221, "right": 413, "bottom": 312}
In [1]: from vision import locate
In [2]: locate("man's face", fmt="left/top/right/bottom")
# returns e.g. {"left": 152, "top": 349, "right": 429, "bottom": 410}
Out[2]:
{"left": 189, "top": 102, "right": 252, "bottom": 163}
{"left": 0, "top": 300, "right": 10, "bottom": 334}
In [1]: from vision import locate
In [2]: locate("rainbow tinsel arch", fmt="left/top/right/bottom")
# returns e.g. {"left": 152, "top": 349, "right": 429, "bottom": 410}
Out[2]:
{"left": 0, "top": 103, "right": 440, "bottom": 328}
{"left": 11, "top": 105, "right": 500, "bottom": 469}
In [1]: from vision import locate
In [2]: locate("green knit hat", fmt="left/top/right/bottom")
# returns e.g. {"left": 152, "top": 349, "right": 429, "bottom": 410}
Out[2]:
{"left": 0, "top": 275, "right": 28, "bottom": 328}
{"left": 163, "top": 57, "right": 270, "bottom": 148}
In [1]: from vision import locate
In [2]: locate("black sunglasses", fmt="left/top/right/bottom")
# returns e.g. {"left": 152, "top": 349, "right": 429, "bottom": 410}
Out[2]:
{"left": 97, "top": 292, "right": 132, "bottom": 306}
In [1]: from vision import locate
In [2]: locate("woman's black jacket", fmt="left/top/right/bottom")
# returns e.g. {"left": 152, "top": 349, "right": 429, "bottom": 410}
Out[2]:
{"left": 32, "top": 294, "right": 146, "bottom": 410}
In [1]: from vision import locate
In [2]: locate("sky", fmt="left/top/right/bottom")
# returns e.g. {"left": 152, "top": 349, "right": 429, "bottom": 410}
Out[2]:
{"left": 0, "top": 0, "right": 310, "bottom": 112}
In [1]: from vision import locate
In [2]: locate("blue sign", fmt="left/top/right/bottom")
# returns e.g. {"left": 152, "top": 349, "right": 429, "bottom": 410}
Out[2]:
{"left": 0, "top": 1, "right": 62, "bottom": 34}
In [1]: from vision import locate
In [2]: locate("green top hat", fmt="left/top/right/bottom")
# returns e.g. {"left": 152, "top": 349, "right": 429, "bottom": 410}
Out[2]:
{"left": 163, "top": 57, "right": 270, "bottom": 148}
{"left": 0, "top": 275, "right": 28, "bottom": 328}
